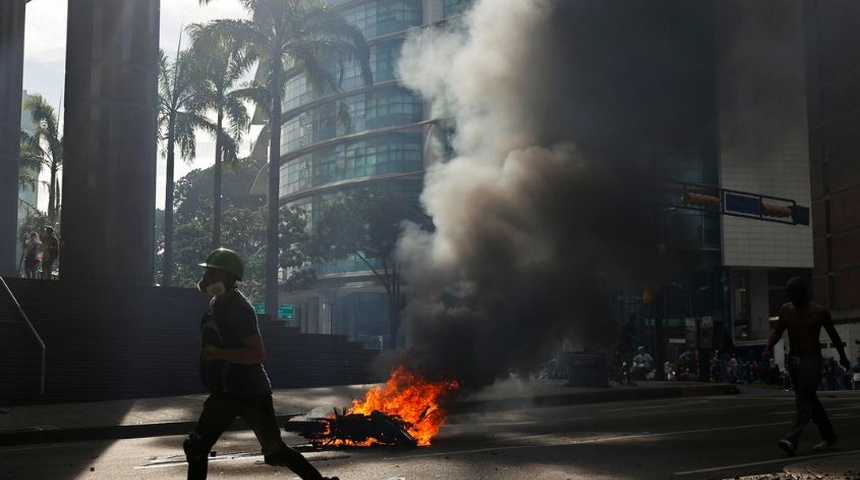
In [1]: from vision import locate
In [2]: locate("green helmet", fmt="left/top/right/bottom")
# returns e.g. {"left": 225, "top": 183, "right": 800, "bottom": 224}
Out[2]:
{"left": 199, "top": 248, "right": 244, "bottom": 280}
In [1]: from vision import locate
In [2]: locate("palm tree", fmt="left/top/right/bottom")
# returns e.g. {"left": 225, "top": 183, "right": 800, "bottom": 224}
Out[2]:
{"left": 198, "top": 0, "right": 372, "bottom": 317}
{"left": 18, "top": 130, "right": 42, "bottom": 190}
{"left": 23, "top": 95, "right": 63, "bottom": 225}
{"left": 187, "top": 23, "right": 266, "bottom": 249}
{"left": 157, "top": 47, "right": 213, "bottom": 286}
{"left": 18, "top": 130, "right": 43, "bottom": 218}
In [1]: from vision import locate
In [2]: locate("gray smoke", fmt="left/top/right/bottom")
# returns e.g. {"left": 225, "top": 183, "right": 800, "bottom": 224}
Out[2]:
{"left": 393, "top": 0, "right": 706, "bottom": 391}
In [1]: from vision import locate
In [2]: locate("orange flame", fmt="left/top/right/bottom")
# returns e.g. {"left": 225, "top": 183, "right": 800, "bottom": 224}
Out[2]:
{"left": 346, "top": 366, "right": 459, "bottom": 446}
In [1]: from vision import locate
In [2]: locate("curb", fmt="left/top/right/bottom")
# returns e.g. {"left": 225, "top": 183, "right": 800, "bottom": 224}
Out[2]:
{"left": 0, "top": 417, "right": 289, "bottom": 447}
{"left": 449, "top": 383, "right": 736, "bottom": 413}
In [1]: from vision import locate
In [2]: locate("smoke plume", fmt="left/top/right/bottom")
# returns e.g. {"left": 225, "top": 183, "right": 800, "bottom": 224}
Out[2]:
{"left": 393, "top": 0, "right": 706, "bottom": 391}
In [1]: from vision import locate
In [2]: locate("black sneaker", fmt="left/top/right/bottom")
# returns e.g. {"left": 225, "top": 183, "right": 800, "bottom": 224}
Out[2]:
{"left": 778, "top": 439, "right": 796, "bottom": 456}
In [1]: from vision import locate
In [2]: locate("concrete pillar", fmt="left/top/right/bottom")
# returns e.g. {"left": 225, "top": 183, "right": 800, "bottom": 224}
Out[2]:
{"left": 0, "top": 1, "right": 26, "bottom": 277}
{"left": 749, "top": 269, "right": 771, "bottom": 339}
{"left": 61, "top": 0, "right": 160, "bottom": 284}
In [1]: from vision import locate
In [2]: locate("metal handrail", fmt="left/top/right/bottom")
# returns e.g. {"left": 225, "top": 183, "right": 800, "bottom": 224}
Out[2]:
{"left": 0, "top": 277, "right": 45, "bottom": 395}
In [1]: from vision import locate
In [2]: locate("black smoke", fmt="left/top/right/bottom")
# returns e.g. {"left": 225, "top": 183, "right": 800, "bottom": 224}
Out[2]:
{"left": 392, "top": 0, "right": 714, "bottom": 392}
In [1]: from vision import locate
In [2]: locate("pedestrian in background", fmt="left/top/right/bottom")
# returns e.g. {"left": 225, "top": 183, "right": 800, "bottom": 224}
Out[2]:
{"left": 40, "top": 226, "right": 59, "bottom": 279}
{"left": 21, "top": 232, "right": 43, "bottom": 279}
{"left": 763, "top": 277, "right": 850, "bottom": 456}
{"left": 852, "top": 357, "right": 860, "bottom": 390}
{"left": 183, "top": 248, "right": 339, "bottom": 480}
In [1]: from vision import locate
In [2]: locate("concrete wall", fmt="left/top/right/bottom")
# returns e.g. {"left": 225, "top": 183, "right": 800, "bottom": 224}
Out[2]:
{"left": 0, "top": 278, "right": 379, "bottom": 405}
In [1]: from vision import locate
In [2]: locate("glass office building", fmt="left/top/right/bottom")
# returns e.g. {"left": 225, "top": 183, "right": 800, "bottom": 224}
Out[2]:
{"left": 275, "top": 0, "right": 475, "bottom": 345}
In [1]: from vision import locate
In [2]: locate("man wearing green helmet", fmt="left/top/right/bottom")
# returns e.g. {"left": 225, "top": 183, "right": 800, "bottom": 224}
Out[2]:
{"left": 184, "top": 248, "right": 339, "bottom": 480}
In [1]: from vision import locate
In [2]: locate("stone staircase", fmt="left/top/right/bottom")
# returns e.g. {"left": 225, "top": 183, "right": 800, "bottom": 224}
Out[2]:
{"left": 0, "top": 277, "right": 380, "bottom": 406}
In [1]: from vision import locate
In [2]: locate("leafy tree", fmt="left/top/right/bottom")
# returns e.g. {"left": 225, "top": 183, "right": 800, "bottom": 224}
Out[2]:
{"left": 198, "top": 0, "right": 373, "bottom": 318}
{"left": 157, "top": 46, "right": 214, "bottom": 286}
{"left": 187, "top": 23, "right": 268, "bottom": 249}
{"left": 162, "top": 155, "right": 313, "bottom": 302}
{"left": 313, "top": 185, "right": 430, "bottom": 348}
{"left": 22, "top": 95, "right": 62, "bottom": 225}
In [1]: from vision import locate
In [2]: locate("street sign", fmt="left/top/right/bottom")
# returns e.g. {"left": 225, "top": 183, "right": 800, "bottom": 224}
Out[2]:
{"left": 724, "top": 192, "right": 761, "bottom": 216}
{"left": 252, "top": 302, "right": 265, "bottom": 314}
{"left": 277, "top": 304, "right": 294, "bottom": 320}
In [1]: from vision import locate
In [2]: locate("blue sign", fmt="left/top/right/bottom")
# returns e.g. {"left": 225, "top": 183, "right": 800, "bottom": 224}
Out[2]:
{"left": 252, "top": 302, "right": 265, "bottom": 314}
{"left": 725, "top": 193, "right": 761, "bottom": 216}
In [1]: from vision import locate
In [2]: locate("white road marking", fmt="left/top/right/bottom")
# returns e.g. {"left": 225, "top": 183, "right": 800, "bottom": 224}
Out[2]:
{"left": 601, "top": 400, "right": 794, "bottom": 416}
{"left": 389, "top": 420, "right": 799, "bottom": 460}
{"left": 134, "top": 450, "right": 351, "bottom": 469}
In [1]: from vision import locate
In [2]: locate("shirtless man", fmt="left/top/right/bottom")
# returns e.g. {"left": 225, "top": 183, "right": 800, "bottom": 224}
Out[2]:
{"left": 763, "top": 277, "right": 850, "bottom": 456}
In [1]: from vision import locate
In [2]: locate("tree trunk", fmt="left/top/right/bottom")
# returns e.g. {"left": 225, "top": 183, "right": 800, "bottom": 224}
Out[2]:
{"left": 265, "top": 84, "right": 282, "bottom": 319}
{"left": 388, "top": 268, "right": 402, "bottom": 349}
{"left": 48, "top": 166, "right": 57, "bottom": 224}
{"left": 212, "top": 107, "right": 224, "bottom": 249}
{"left": 162, "top": 120, "right": 176, "bottom": 286}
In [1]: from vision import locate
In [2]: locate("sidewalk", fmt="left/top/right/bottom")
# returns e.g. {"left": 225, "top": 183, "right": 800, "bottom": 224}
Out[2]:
{"left": 781, "top": 452, "right": 860, "bottom": 480}
{"left": 0, "top": 379, "right": 732, "bottom": 447}
{"left": 2, "top": 379, "right": 856, "bottom": 479}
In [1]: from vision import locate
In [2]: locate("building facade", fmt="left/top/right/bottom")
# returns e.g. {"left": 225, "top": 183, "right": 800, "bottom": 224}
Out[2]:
{"left": 711, "top": 1, "right": 814, "bottom": 358}
{"left": 803, "top": 0, "right": 860, "bottom": 351}
{"left": 653, "top": 0, "right": 860, "bottom": 364}
{"left": 612, "top": 1, "right": 817, "bottom": 366}
{"left": 273, "top": 0, "right": 475, "bottom": 346}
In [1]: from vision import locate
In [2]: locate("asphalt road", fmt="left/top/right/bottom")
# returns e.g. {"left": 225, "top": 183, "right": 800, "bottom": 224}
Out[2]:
{"left": 3, "top": 387, "right": 860, "bottom": 480}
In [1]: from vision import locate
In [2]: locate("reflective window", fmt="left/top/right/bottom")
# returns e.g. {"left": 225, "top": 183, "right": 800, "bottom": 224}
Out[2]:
{"left": 281, "top": 86, "right": 423, "bottom": 154}
{"left": 282, "top": 39, "right": 406, "bottom": 111}
{"left": 281, "top": 132, "right": 423, "bottom": 196}
{"left": 342, "top": 0, "right": 422, "bottom": 38}
{"left": 444, "top": 0, "right": 475, "bottom": 17}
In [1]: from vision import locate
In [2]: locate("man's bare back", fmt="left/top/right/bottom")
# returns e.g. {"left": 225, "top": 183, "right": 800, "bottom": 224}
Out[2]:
{"left": 774, "top": 301, "right": 834, "bottom": 356}
{"left": 764, "top": 277, "right": 847, "bottom": 368}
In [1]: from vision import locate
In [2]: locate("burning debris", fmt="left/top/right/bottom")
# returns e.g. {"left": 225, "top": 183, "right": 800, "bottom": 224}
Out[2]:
{"left": 285, "top": 409, "right": 419, "bottom": 448}
{"left": 284, "top": 366, "right": 459, "bottom": 448}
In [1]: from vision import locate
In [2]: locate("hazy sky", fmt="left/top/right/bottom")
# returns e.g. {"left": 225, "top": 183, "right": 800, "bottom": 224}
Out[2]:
{"left": 22, "top": 0, "right": 254, "bottom": 210}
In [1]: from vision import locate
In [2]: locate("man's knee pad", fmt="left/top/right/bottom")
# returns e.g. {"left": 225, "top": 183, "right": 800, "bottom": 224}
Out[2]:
{"left": 183, "top": 432, "right": 210, "bottom": 463}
